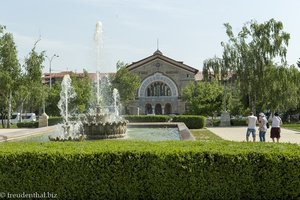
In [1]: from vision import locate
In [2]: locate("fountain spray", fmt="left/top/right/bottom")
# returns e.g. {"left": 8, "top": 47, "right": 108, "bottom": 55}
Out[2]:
{"left": 95, "top": 21, "right": 103, "bottom": 106}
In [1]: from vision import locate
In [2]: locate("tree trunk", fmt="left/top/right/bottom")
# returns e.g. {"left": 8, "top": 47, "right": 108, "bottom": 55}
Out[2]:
{"left": 252, "top": 94, "right": 257, "bottom": 115}
{"left": 1, "top": 114, "right": 5, "bottom": 128}
{"left": 20, "top": 101, "right": 24, "bottom": 123}
{"left": 7, "top": 91, "right": 12, "bottom": 128}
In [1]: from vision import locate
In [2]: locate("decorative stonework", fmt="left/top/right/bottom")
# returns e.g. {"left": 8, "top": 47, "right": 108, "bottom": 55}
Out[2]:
{"left": 138, "top": 73, "right": 178, "bottom": 97}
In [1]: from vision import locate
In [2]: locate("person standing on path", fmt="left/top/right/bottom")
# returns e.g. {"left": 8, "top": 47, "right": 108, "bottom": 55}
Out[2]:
{"left": 270, "top": 112, "right": 283, "bottom": 143}
{"left": 246, "top": 112, "right": 258, "bottom": 142}
{"left": 258, "top": 113, "right": 268, "bottom": 142}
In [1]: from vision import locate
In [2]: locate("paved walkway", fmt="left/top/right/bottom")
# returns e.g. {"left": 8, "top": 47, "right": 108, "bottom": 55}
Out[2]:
{"left": 207, "top": 126, "right": 300, "bottom": 144}
{"left": 0, "top": 126, "right": 57, "bottom": 142}
{"left": 1, "top": 125, "right": 299, "bottom": 144}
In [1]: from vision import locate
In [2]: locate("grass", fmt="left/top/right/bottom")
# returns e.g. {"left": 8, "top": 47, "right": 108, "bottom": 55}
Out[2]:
{"left": 190, "top": 128, "right": 224, "bottom": 141}
{"left": 0, "top": 124, "right": 18, "bottom": 129}
{"left": 282, "top": 123, "right": 300, "bottom": 131}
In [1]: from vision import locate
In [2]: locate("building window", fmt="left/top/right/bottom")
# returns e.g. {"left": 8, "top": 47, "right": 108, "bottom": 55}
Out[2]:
{"left": 146, "top": 82, "right": 171, "bottom": 97}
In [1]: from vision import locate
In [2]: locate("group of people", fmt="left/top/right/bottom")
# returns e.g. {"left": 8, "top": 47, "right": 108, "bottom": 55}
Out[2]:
{"left": 246, "top": 112, "right": 282, "bottom": 142}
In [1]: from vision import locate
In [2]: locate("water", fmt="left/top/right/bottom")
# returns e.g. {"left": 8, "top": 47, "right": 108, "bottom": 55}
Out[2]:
{"left": 13, "top": 127, "right": 180, "bottom": 142}
{"left": 57, "top": 74, "right": 76, "bottom": 124}
{"left": 56, "top": 75, "right": 79, "bottom": 139}
{"left": 112, "top": 88, "right": 120, "bottom": 120}
{"left": 95, "top": 21, "right": 103, "bottom": 105}
{"left": 50, "top": 22, "right": 125, "bottom": 141}
{"left": 124, "top": 128, "right": 180, "bottom": 141}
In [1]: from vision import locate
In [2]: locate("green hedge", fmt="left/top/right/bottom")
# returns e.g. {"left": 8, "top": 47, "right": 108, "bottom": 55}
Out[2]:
{"left": 16, "top": 121, "right": 39, "bottom": 128}
{"left": 48, "top": 116, "right": 64, "bottom": 126}
{"left": 0, "top": 141, "right": 299, "bottom": 200}
{"left": 231, "top": 119, "right": 247, "bottom": 126}
{"left": 124, "top": 115, "right": 206, "bottom": 129}
{"left": 124, "top": 115, "right": 171, "bottom": 122}
{"left": 172, "top": 115, "right": 206, "bottom": 129}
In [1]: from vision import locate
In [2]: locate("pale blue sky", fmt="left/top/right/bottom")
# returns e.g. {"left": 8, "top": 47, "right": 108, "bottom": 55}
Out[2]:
{"left": 1, "top": 0, "right": 299, "bottom": 73}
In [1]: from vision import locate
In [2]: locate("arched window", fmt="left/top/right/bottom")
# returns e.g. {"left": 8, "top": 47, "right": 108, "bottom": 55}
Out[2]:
{"left": 146, "top": 82, "right": 171, "bottom": 97}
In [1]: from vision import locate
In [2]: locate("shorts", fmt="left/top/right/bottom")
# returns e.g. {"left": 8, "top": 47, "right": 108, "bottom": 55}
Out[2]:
{"left": 246, "top": 128, "right": 256, "bottom": 137}
{"left": 270, "top": 127, "right": 281, "bottom": 138}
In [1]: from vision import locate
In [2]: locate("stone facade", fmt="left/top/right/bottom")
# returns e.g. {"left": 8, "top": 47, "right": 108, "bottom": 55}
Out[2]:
{"left": 126, "top": 50, "right": 198, "bottom": 115}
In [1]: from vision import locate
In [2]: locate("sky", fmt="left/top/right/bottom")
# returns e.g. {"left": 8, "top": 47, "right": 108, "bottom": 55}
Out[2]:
{"left": 1, "top": 0, "right": 299, "bottom": 73}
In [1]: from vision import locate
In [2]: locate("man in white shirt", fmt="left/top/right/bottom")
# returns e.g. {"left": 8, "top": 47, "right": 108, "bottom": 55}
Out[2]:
{"left": 246, "top": 112, "right": 258, "bottom": 142}
{"left": 270, "top": 112, "right": 283, "bottom": 143}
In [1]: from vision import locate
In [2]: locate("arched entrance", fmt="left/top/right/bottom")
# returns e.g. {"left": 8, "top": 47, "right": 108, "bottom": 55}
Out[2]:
{"left": 165, "top": 103, "right": 172, "bottom": 115}
{"left": 145, "top": 104, "right": 152, "bottom": 114}
{"left": 155, "top": 104, "right": 162, "bottom": 115}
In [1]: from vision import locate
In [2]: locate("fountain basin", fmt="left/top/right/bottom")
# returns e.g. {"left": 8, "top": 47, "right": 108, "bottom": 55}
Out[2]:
{"left": 83, "top": 121, "right": 127, "bottom": 139}
{"left": 7, "top": 123, "right": 194, "bottom": 142}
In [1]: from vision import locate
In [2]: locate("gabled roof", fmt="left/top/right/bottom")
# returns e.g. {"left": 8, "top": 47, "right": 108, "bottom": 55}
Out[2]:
{"left": 126, "top": 50, "right": 199, "bottom": 74}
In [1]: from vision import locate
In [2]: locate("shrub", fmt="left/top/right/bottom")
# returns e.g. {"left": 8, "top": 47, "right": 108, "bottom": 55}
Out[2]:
{"left": 124, "top": 115, "right": 171, "bottom": 122}
{"left": 0, "top": 141, "right": 299, "bottom": 200}
{"left": 172, "top": 115, "right": 206, "bottom": 129}
{"left": 231, "top": 119, "right": 247, "bottom": 126}
{"left": 48, "top": 116, "right": 64, "bottom": 126}
{"left": 16, "top": 121, "right": 39, "bottom": 128}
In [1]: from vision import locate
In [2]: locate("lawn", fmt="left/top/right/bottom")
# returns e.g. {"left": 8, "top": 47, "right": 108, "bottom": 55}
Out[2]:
{"left": 0, "top": 124, "right": 17, "bottom": 129}
{"left": 282, "top": 123, "right": 300, "bottom": 131}
{"left": 190, "top": 128, "right": 223, "bottom": 141}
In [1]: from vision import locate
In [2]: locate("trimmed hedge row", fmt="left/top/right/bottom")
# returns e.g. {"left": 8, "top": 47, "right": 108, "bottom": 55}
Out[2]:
{"left": 124, "top": 115, "right": 206, "bottom": 129}
{"left": 16, "top": 121, "right": 39, "bottom": 128}
{"left": 124, "top": 115, "right": 171, "bottom": 122}
{"left": 48, "top": 116, "right": 64, "bottom": 126}
{"left": 0, "top": 141, "right": 299, "bottom": 200}
{"left": 231, "top": 119, "right": 247, "bottom": 126}
{"left": 172, "top": 115, "right": 206, "bottom": 129}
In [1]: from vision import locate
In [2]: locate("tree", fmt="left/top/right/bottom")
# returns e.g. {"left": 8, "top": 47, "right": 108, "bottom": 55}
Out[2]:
{"left": 45, "top": 82, "right": 61, "bottom": 116}
{"left": 111, "top": 61, "right": 141, "bottom": 113}
{"left": 22, "top": 43, "right": 46, "bottom": 114}
{"left": 71, "top": 70, "right": 92, "bottom": 113}
{"left": 264, "top": 64, "right": 300, "bottom": 113}
{"left": 0, "top": 25, "right": 21, "bottom": 127}
{"left": 182, "top": 81, "right": 224, "bottom": 117}
{"left": 221, "top": 19, "right": 290, "bottom": 114}
{"left": 203, "top": 56, "right": 228, "bottom": 82}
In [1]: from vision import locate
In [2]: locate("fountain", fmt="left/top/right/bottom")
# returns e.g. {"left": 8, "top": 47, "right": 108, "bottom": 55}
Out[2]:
{"left": 49, "top": 74, "right": 85, "bottom": 141}
{"left": 80, "top": 21, "right": 127, "bottom": 139}
{"left": 50, "top": 21, "right": 127, "bottom": 141}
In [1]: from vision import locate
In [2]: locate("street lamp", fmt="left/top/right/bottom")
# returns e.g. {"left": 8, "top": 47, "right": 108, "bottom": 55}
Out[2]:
{"left": 46, "top": 54, "right": 59, "bottom": 89}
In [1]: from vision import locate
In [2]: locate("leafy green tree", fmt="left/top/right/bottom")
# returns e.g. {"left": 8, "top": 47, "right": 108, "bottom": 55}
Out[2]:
{"left": 111, "top": 61, "right": 141, "bottom": 113}
{"left": 22, "top": 44, "right": 46, "bottom": 114}
{"left": 0, "top": 25, "right": 21, "bottom": 127}
{"left": 203, "top": 56, "right": 228, "bottom": 82}
{"left": 221, "top": 19, "right": 290, "bottom": 114}
{"left": 182, "top": 81, "right": 224, "bottom": 117}
{"left": 45, "top": 82, "right": 61, "bottom": 116}
{"left": 71, "top": 70, "right": 92, "bottom": 113}
{"left": 264, "top": 64, "right": 300, "bottom": 113}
